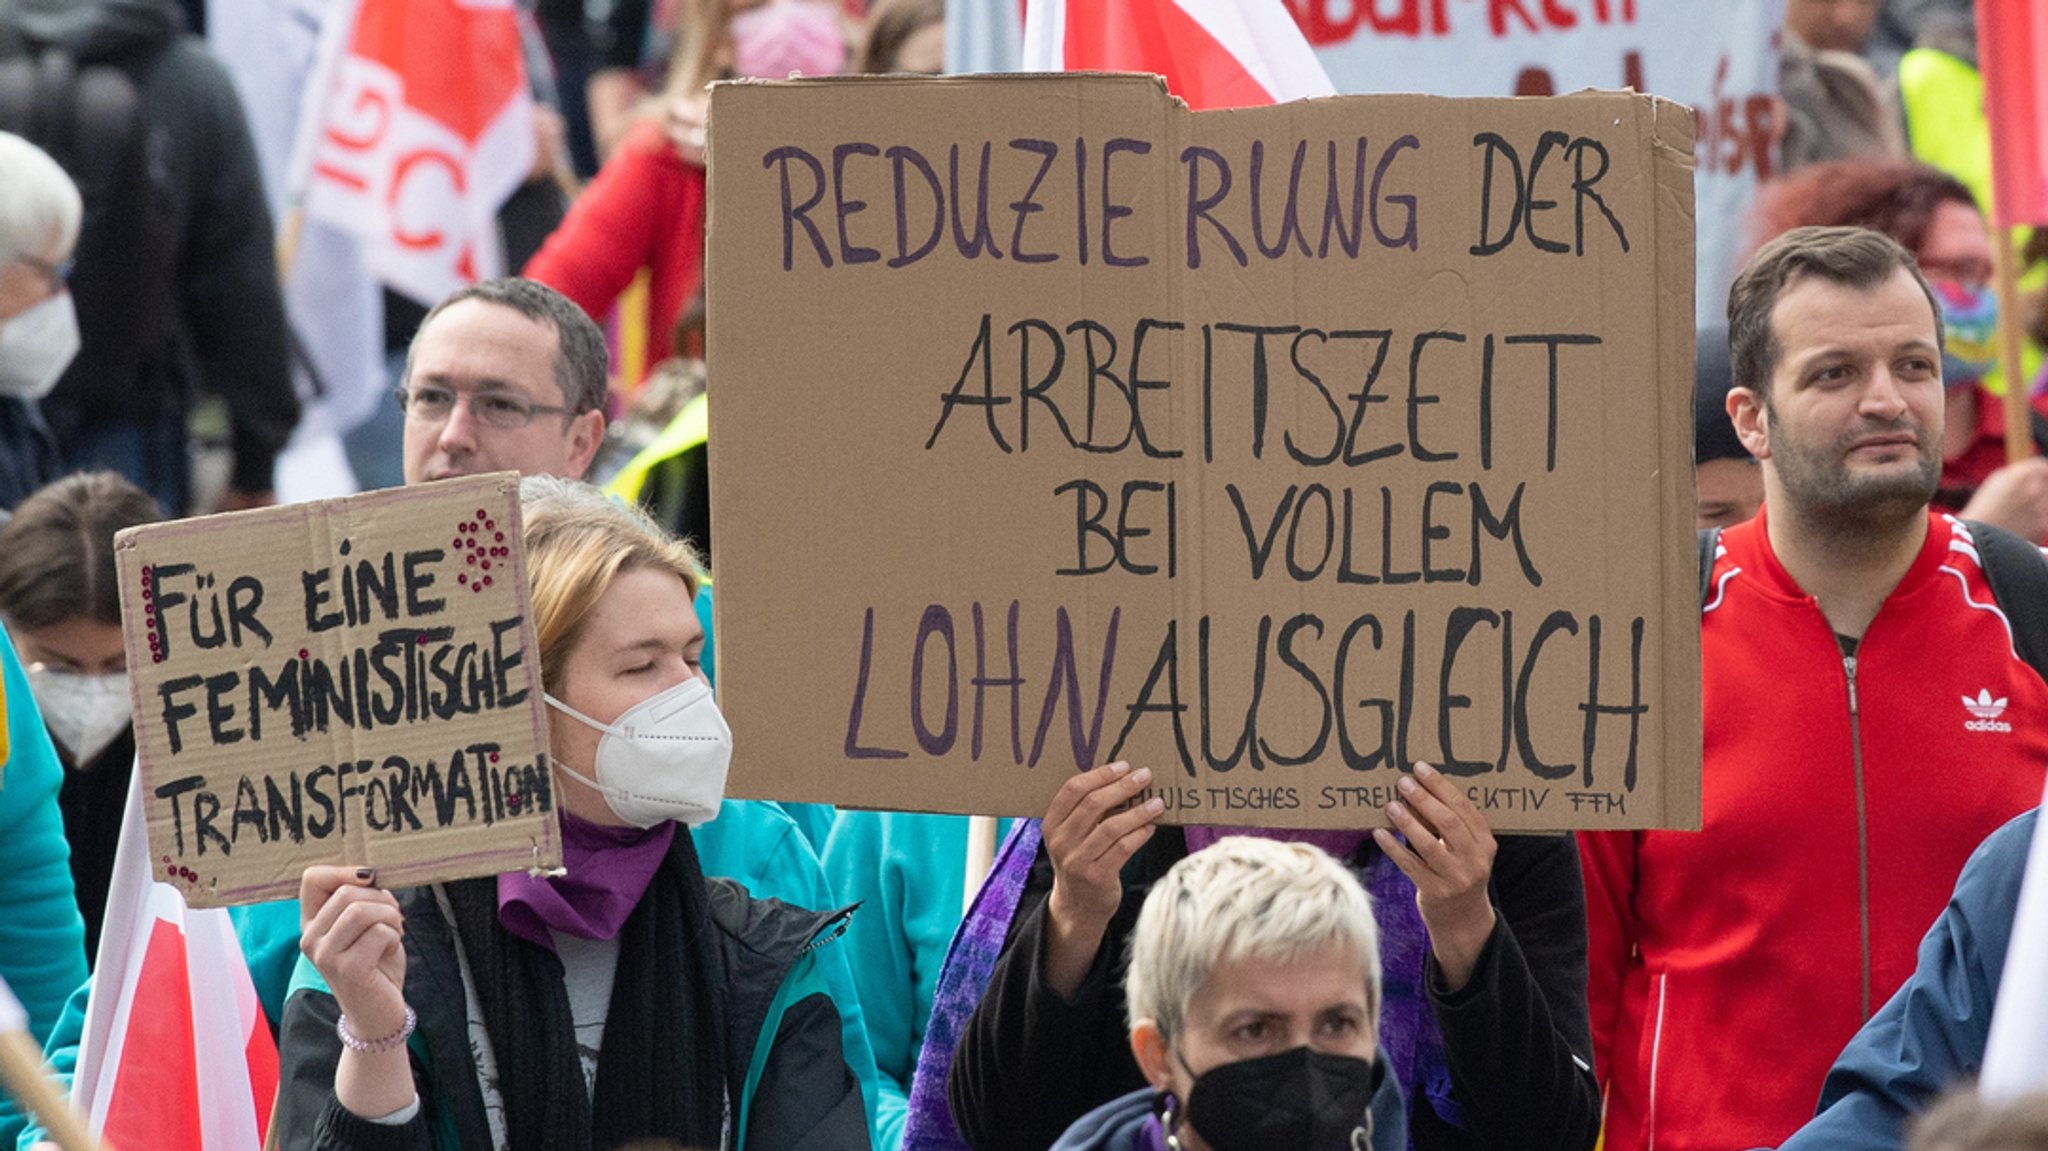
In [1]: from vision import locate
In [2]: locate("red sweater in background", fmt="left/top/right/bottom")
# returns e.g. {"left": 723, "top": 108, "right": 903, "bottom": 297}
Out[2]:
{"left": 524, "top": 119, "right": 705, "bottom": 374}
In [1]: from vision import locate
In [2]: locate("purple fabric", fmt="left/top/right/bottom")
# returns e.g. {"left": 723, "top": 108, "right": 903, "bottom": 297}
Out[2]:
{"left": 1362, "top": 847, "right": 1459, "bottom": 1143}
{"left": 1138, "top": 1110, "right": 1170, "bottom": 1151}
{"left": 901, "top": 819, "right": 1044, "bottom": 1151}
{"left": 1181, "top": 825, "right": 1368, "bottom": 860}
{"left": 497, "top": 810, "right": 676, "bottom": 950}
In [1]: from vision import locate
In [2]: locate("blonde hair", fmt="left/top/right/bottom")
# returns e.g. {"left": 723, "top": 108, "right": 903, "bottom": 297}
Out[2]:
{"left": 1126, "top": 837, "right": 1382, "bottom": 1045}
{"left": 520, "top": 476, "right": 702, "bottom": 695}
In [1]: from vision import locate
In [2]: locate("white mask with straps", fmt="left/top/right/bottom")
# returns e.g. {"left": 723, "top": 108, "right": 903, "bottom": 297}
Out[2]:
{"left": 25, "top": 665, "right": 132, "bottom": 764}
{"left": 545, "top": 677, "right": 731, "bottom": 828}
{"left": 0, "top": 291, "right": 79, "bottom": 401}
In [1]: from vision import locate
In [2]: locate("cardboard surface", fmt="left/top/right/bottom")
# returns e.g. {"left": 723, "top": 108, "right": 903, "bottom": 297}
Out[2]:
{"left": 115, "top": 473, "right": 560, "bottom": 906}
{"left": 707, "top": 75, "right": 1700, "bottom": 830}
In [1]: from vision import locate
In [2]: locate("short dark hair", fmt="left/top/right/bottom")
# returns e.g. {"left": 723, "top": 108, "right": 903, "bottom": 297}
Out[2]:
{"left": 407, "top": 277, "right": 610, "bottom": 415}
{"left": 0, "top": 472, "right": 164, "bottom": 630}
{"left": 1726, "top": 225, "right": 1942, "bottom": 403}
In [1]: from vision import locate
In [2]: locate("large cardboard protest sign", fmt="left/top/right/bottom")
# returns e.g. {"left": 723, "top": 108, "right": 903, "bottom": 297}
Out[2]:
{"left": 708, "top": 75, "right": 1700, "bottom": 830}
{"left": 115, "top": 473, "right": 559, "bottom": 907}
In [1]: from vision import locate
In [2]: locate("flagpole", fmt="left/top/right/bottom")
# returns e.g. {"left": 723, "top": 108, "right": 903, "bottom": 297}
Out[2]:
{"left": 0, "top": 979, "right": 109, "bottom": 1151}
{"left": 1995, "top": 227, "right": 2032, "bottom": 465}
{"left": 277, "top": 0, "right": 363, "bottom": 281}
{"left": 964, "top": 815, "right": 998, "bottom": 916}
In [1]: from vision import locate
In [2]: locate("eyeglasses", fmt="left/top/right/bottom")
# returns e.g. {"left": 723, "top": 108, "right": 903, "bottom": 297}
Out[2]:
{"left": 394, "top": 383, "right": 574, "bottom": 430}
{"left": 14, "top": 255, "right": 71, "bottom": 294}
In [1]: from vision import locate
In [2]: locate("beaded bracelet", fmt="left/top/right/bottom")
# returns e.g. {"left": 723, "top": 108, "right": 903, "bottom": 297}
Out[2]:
{"left": 336, "top": 1005, "right": 417, "bottom": 1055}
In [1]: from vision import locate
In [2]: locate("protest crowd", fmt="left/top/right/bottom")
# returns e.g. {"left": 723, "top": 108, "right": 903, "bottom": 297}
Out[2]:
{"left": 4, "top": 0, "right": 2048, "bottom": 1149}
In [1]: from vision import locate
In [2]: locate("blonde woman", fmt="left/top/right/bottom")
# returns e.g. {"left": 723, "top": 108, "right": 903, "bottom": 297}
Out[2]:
{"left": 275, "top": 477, "right": 870, "bottom": 1150}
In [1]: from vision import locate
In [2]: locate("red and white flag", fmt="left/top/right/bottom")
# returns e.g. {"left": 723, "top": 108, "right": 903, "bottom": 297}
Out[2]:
{"left": 1021, "top": 0, "right": 1333, "bottom": 109}
{"left": 293, "top": 0, "right": 536, "bottom": 305}
{"left": 70, "top": 775, "right": 277, "bottom": 1150}
{"left": 1978, "top": 0, "right": 2048, "bottom": 229}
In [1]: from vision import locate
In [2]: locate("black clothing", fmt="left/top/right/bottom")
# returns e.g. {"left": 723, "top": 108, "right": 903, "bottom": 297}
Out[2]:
{"left": 275, "top": 872, "right": 870, "bottom": 1151}
{"left": 0, "top": 0, "right": 297, "bottom": 502}
{"left": 55, "top": 728, "right": 132, "bottom": 961}
{"left": 947, "top": 832, "right": 1598, "bottom": 1151}
{"left": 0, "top": 397, "right": 60, "bottom": 513}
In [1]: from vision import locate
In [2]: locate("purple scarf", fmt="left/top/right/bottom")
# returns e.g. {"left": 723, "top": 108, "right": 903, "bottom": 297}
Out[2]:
{"left": 901, "top": 819, "right": 1043, "bottom": 1151}
{"left": 497, "top": 811, "right": 677, "bottom": 950}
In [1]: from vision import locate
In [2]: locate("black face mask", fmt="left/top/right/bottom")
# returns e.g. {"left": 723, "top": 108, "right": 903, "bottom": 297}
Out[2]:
{"left": 1173, "top": 1046, "right": 1379, "bottom": 1151}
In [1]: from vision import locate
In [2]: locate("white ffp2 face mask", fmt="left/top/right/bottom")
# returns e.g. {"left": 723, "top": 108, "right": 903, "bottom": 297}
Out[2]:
{"left": 545, "top": 677, "right": 731, "bottom": 828}
{"left": 0, "top": 291, "right": 80, "bottom": 401}
{"left": 25, "top": 665, "right": 132, "bottom": 765}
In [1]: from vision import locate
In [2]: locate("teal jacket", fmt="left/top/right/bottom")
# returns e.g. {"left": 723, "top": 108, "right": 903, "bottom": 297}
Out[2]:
{"left": 0, "top": 623, "right": 88, "bottom": 1149}
{"left": 824, "top": 811, "right": 1012, "bottom": 1151}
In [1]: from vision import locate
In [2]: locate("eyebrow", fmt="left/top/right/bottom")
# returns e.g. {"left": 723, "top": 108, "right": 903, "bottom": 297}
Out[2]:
{"left": 412, "top": 371, "right": 531, "bottom": 395}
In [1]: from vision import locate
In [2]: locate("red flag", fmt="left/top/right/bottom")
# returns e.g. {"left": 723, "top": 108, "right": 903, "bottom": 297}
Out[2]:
{"left": 1978, "top": 0, "right": 2048, "bottom": 229}
{"left": 295, "top": 0, "right": 536, "bottom": 304}
{"left": 1022, "top": 0, "right": 1334, "bottom": 110}
{"left": 71, "top": 776, "right": 277, "bottom": 1150}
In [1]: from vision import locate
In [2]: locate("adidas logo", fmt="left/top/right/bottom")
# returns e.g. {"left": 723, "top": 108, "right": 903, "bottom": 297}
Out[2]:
{"left": 1963, "top": 689, "right": 2012, "bottom": 733}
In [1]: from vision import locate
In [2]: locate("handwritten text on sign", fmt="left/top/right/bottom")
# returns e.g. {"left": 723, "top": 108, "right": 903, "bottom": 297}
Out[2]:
{"left": 708, "top": 77, "right": 1701, "bottom": 830}
{"left": 117, "top": 473, "right": 559, "bottom": 906}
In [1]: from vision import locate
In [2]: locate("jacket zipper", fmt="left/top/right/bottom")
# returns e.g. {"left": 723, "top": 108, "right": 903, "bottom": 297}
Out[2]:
{"left": 798, "top": 907, "right": 854, "bottom": 958}
{"left": 1845, "top": 654, "right": 1873, "bottom": 1020}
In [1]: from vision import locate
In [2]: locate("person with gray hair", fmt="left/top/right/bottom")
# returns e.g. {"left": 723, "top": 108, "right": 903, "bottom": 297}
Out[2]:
{"left": 0, "top": 130, "right": 78, "bottom": 509}
{"left": 1051, "top": 837, "right": 1406, "bottom": 1151}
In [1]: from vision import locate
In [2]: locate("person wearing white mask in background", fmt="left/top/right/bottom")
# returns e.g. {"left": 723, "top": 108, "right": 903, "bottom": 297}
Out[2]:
{"left": 273, "top": 476, "right": 871, "bottom": 1151}
{"left": 0, "top": 472, "right": 163, "bottom": 960}
{"left": 0, "top": 131, "right": 79, "bottom": 512}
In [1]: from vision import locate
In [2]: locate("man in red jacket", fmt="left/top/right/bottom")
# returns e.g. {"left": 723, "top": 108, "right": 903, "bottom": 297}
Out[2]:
{"left": 1579, "top": 226, "right": 2048, "bottom": 1151}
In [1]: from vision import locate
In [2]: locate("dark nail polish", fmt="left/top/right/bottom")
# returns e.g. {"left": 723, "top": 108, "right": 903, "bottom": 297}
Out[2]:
{"left": 356, "top": 867, "right": 375, "bottom": 881}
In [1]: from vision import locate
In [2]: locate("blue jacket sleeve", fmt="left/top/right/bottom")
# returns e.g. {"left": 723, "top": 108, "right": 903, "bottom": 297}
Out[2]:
{"left": 823, "top": 811, "right": 920, "bottom": 1151}
{"left": 0, "top": 626, "right": 89, "bottom": 1151}
{"left": 1777, "top": 811, "right": 2032, "bottom": 1151}
{"left": 0, "top": 627, "right": 89, "bottom": 1038}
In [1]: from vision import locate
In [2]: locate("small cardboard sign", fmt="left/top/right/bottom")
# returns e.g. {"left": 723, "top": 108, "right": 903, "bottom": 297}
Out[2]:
{"left": 707, "top": 75, "right": 1701, "bottom": 831}
{"left": 115, "top": 473, "right": 560, "bottom": 906}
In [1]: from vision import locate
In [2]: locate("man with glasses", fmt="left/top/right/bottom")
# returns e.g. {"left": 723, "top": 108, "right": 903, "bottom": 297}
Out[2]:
{"left": 0, "top": 131, "right": 79, "bottom": 511}
{"left": 396, "top": 277, "right": 608, "bottom": 486}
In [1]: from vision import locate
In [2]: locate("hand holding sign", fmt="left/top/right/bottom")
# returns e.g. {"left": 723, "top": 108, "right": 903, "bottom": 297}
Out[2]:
{"left": 1374, "top": 762, "right": 1500, "bottom": 992}
{"left": 1043, "top": 761, "right": 1167, "bottom": 998}
{"left": 300, "top": 865, "right": 417, "bottom": 1120}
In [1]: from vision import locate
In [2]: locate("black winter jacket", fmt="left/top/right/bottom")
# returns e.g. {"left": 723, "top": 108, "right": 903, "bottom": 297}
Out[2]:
{"left": 272, "top": 879, "right": 872, "bottom": 1151}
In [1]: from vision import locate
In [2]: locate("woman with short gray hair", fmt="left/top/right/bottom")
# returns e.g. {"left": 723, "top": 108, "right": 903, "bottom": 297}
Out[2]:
{"left": 1052, "top": 837, "right": 1406, "bottom": 1151}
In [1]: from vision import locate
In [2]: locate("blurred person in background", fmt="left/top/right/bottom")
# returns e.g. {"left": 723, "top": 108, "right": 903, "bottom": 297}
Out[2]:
{"left": 857, "top": 0, "right": 943, "bottom": 74}
{"left": 0, "top": 131, "right": 74, "bottom": 512}
{"left": 0, "top": 0, "right": 299, "bottom": 515}
{"left": 525, "top": 0, "right": 848, "bottom": 376}
{"left": 1694, "top": 325, "right": 1765, "bottom": 529}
